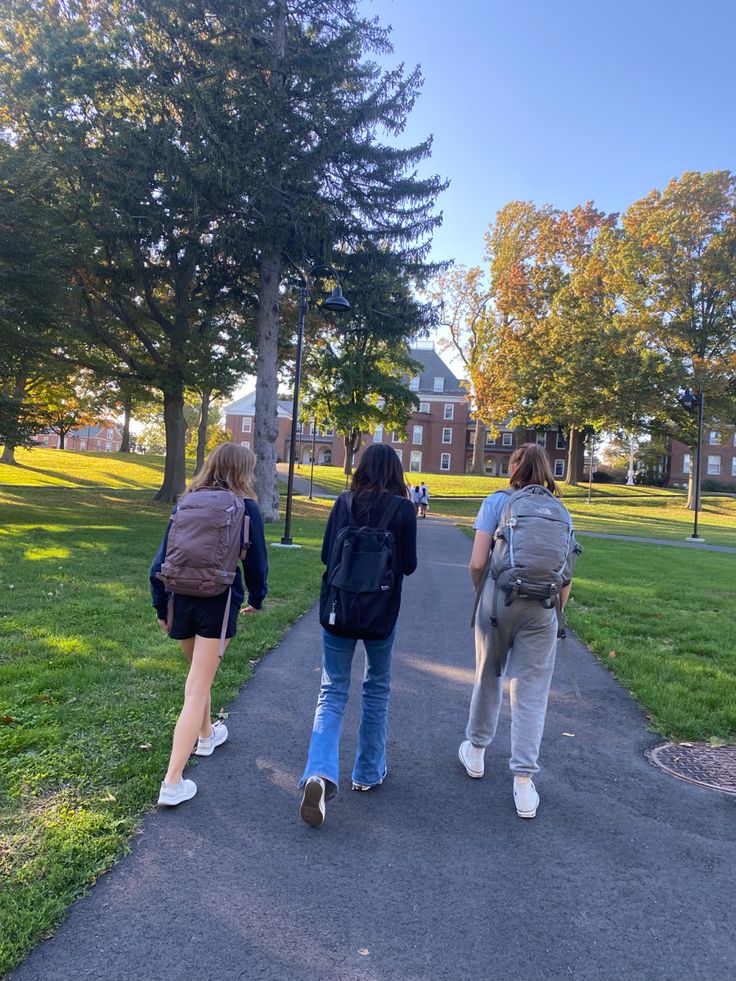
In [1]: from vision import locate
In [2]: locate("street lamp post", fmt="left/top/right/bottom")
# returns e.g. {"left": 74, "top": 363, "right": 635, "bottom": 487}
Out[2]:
{"left": 278, "top": 266, "right": 350, "bottom": 547}
{"left": 626, "top": 432, "right": 636, "bottom": 486}
{"left": 679, "top": 388, "right": 705, "bottom": 543}
{"left": 309, "top": 419, "right": 317, "bottom": 500}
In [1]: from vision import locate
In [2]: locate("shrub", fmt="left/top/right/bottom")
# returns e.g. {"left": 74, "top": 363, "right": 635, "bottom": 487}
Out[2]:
{"left": 592, "top": 470, "right": 614, "bottom": 483}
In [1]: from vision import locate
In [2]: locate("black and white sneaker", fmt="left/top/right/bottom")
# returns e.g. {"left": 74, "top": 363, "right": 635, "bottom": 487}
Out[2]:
{"left": 300, "top": 776, "right": 326, "bottom": 827}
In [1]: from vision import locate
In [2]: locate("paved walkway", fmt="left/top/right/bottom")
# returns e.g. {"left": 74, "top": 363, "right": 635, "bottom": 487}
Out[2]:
{"left": 14, "top": 516, "right": 736, "bottom": 980}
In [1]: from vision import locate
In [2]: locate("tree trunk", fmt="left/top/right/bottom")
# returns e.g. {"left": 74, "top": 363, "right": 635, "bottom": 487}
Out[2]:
{"left": 1, "top": 373, "right": 26, "bottom": 465}
{"left": 154, "top": 386, "right": 188, "bottom": 502}
{"left": 471, "top": 420, "right": 486, "bottom": 474}
{"left": 58, "top": 429, "right": 66, "bottom": 450}
{"left": 194, "top": 388, "right": 211, "bottom": 476}
{"left": 254, "top": 248, "right": 281, "bottom": 522}
{"left": 343, "top": 430, "right": 360, "bottom": 476}
{"left": 119, "top": 393, "right": 132, "bottom": 453}
{"left": 565, "top": 428, "right": 579, "bottom": 486}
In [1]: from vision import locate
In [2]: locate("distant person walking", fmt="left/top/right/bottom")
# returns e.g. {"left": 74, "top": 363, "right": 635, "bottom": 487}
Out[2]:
{"left": 150, "top": 443, "right": 268, "bottom": 807}
{"left": 411, "top": 484, "right": 421, "bottom": 514}
{"left": 299, "top": 443, "right": 417, "bottom": 827}
{"left": 459, "top": 443, "right": 580, "bottom": 818}
{"left": 418, "top": 481, "right": 429, "bottom": 518}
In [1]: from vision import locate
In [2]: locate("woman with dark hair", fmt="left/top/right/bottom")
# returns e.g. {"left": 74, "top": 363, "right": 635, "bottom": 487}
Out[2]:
{"left": 459, "top": 443, "right": 578, "bottom": 819}
{"left": 299, "top": 443, "right": 417, "bottom": 827}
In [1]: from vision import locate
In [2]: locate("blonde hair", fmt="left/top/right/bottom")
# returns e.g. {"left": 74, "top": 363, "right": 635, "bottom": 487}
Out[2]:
{"left": 186, "top": 442, "right": 257, "bottom": 500}
{"left": 509, "top": 442, "right": 560, "bottom": 495}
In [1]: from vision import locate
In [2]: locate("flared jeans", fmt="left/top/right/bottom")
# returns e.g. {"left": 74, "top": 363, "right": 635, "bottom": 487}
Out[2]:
{"left": 300, "top": 628, "right": 396, "bottom": 795}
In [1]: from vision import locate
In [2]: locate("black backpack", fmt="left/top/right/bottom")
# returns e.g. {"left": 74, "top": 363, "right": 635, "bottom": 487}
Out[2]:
{"left": 319, "top": 492, "right": 404, "bottom": 640}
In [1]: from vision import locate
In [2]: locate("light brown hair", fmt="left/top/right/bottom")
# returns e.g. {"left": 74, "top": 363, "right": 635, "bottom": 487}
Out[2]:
{"left": 509, "top": 442, "right": 560, "bottom": 495}
{"left": 186, "top": 442, "right": 257, "bottom": 499}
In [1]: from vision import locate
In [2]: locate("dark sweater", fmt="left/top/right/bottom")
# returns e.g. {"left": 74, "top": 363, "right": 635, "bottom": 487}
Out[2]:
{"left": 149, "top": 498, "right": 268, "bottom": 618}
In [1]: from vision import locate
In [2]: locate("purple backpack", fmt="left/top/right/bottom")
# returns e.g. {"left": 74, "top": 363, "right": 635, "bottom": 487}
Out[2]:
{"left": 157, "top": 488, "right": 249, "bottom": 597}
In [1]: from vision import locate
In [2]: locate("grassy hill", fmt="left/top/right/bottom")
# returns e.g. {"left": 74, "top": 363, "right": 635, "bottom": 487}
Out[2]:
{"left": 0, "top": 448, "right": 177, "bottom": 489}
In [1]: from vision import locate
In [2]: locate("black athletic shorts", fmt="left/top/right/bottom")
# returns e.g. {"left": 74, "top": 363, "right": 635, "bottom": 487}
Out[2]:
{"left": 168, "top": 590, "right": 240, "bottom": 641}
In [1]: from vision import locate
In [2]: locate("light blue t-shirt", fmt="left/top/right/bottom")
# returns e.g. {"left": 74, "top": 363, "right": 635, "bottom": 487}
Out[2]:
{"left": 473, "top": 490, "right": 511, "bottom": 535}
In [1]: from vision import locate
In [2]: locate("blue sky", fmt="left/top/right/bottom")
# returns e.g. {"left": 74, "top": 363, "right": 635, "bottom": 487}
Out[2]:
{"left": 363, "top": 0, "right": 736, "bottom": 270}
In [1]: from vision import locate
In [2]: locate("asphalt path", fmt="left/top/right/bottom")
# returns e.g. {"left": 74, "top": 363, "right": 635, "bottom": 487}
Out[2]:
{"left": 12, "top": 515, "right": 736, "bottom": 981}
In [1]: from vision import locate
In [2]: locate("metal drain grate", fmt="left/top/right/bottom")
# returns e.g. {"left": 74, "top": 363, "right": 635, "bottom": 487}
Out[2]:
{"left": 648, "top": 742, "right": 736, "bottom": 796}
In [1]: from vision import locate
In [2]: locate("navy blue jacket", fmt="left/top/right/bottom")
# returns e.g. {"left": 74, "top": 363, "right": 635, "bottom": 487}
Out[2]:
{"left": 149, "top": 498, "right": 268, "bottom": 619}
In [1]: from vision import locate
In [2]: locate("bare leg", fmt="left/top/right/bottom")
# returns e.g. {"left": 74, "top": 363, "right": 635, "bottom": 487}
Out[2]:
{"left": 164, "top": 637, "right": 228, "bottom": 785}
{"left": 178, "top": 637, "right": 212, "bottom": 739}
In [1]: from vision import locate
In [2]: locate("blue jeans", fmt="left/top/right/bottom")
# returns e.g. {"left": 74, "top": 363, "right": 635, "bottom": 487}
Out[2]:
{"left": 300, "top": 628, "right": 396, "bottom": 795}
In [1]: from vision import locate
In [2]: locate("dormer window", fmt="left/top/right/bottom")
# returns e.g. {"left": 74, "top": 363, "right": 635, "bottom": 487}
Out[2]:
{"left": 433, "top": 376, "right": 444, "bottom": 392}
{"left": 409, "top": 376, "right": 419, "bottom": 392}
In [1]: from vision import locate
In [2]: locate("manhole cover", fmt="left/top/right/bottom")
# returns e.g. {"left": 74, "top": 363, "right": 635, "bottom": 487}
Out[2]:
{"left": 648, "top": 742, "right": 736, "bottom": 796}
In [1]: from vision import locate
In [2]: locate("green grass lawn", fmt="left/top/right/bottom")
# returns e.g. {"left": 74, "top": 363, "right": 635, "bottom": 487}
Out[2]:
{"left": 0, "top": 447, "right": 181, "bottom": 489}
{"left": 0, "top": 480, "right": 328, "bottom": 975}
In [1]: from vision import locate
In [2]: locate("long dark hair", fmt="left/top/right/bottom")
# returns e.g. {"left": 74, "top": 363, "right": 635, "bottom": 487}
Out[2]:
{"left": 509, "top": 443, "right": 560, "bottom": 495}
{"left": 351, "top": 443, "right": 407, "bottom": 503}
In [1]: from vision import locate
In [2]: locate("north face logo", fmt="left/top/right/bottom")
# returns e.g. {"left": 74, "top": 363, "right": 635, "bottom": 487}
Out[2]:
{"left": 535, "top": 506, "right": 553, "bottom": 515}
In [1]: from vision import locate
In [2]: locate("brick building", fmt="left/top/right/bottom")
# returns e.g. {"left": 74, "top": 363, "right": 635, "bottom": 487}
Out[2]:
{"left": 34, "top": 421, "right": 123, "bottom": 452}
{"left": 224, "top": 347, "right": 585, "bottom": 479}
{"left": 669, "top": 426, "right": 736, "bottom": 489}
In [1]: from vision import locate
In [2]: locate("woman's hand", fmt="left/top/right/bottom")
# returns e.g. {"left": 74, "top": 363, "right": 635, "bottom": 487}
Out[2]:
{"left": 157, "top": 618, "right": 169, "bottom": 634}
{"left": 239, "top": 604, "right": 259, "bottom": 616}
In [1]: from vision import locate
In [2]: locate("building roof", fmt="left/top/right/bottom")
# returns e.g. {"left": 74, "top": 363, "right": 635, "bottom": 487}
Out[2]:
{"left": 224, "top": 391, "right": 293, "bottom": 417}
{"left": 408, "top": 347, "right": 464, "bottom": 395}
{"left": 69, "top": 422, "right": 121, "bottom": 438}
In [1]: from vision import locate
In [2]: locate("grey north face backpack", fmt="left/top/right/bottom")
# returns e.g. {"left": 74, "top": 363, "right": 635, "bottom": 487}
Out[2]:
{"left": 158, "top": 487, "right": 248, "bottom": 597}
{"left": 472, "top": 486, "right": 582, "bottom": 670}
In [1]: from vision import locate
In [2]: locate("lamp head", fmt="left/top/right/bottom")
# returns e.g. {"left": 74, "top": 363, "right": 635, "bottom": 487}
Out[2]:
{"left": 678, "top": 388, "right": 697, "bottom": 413}
{"left": 320, "top": 286, "right": 351, "bottom": 313}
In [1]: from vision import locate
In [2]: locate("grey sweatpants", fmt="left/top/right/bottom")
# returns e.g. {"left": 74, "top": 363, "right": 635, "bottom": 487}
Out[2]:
{"left": 466, "top": 583, "right": 557, "bottom": 775}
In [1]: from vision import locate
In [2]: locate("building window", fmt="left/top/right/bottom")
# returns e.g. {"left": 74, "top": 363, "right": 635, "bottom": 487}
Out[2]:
{"left": 374, "top": 425, "right": 383, "bottom": 443}
{"left": 80, "top": 440, "right": 86, "bottom": 451}
{"left": 320, "top": 448, "right": 332, "bottom": 464}
{"left": 442, "top": 428, "right": 452, "bottom": 444}
{"left": 733, "top": 433, "right": 736, "bottom": 447}
{"left": 433, "top": 376, "right": 444, "bottom": 392}
{"left": 536, "top": 431, "right": 547, "bottom": 448}
{"left": 410, "top": 450, "right": 422, "bottom": 472}
{"left": 444, "top": 404, "right": 454, "bottom": 420}
{"left": 409, "top": 376, "right": 419, "bottom": 392}
{"left": 709, "top": 431, "right": 719, "bottom": 445}
{"left": 419, "top": 401, "right": 430, "bottom": 414}
{"left": 413, "top": 425, "right": 423, "bottom": 445}
{"left": 732, "top": 457, "right": 736, "bottom": 477}
{"left": 107, "top": 429, "right": 114, "bottom": 439}
{"left": 241, "top": 417, "right": 252, "bottom": 433}
{"left": 393, "top": 448, "right": 403, "bottom": 464}
{"left": 323, "top": 425, "right": 334, "bottom": 437}
{"left": 500, "top": 460, "right": 510, "bottom": 475}
{"left": 392, "top": 431, "right": 401, "bottom": 443}
{"left": 556, "top": 432, "right": 566, "bottom": 449}
{"left": 554, "top": 459, "right": 565, "bottom": 478}
{"left": 502, "top": 432, "right": 513, "bottom": 447}
{"left": 485, "top": 431, "right": 496, "bottom": 446}
{"left": 106, "top": 440, "right": 112, "bottom": 451}
{"left": 707, "top": 455, "right": 721, "bottom": 475}
{"left": 240, "top": 440, "right": 251, "bottom": 449}
{"left": 440, "top": 452, "right": 451, "bottom": 471}
{"left": 683, "top": 453, "right": 690, "bottom": 475}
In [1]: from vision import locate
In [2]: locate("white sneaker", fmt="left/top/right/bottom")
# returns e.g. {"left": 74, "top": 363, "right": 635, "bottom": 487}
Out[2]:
{"left": 300, "top": 777, "right": 326, "bottom": 828}
{"left": 158, "top": 778, "right": 197, "bottom": 807}
{"left": 194, "top": 720, "right": 228, "bottom": 757}
{"left": 513, "top": 776, "right": 539, "bottom": 818}
{"left": 458, "top": 740, "right": 485, "bottom": 778}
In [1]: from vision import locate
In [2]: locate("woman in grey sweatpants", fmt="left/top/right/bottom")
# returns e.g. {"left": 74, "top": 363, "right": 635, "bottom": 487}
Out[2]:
{"left": 459, "top": 443, "right": 575, "bottom": 819}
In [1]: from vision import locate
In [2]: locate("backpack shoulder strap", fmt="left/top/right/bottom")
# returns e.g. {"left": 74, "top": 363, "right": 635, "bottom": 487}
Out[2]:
{"left": 343, "top": 491, "right": 355, "bottom": 526}
{"left": 377, "top": 494, "right": 404, "bottom": 530}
